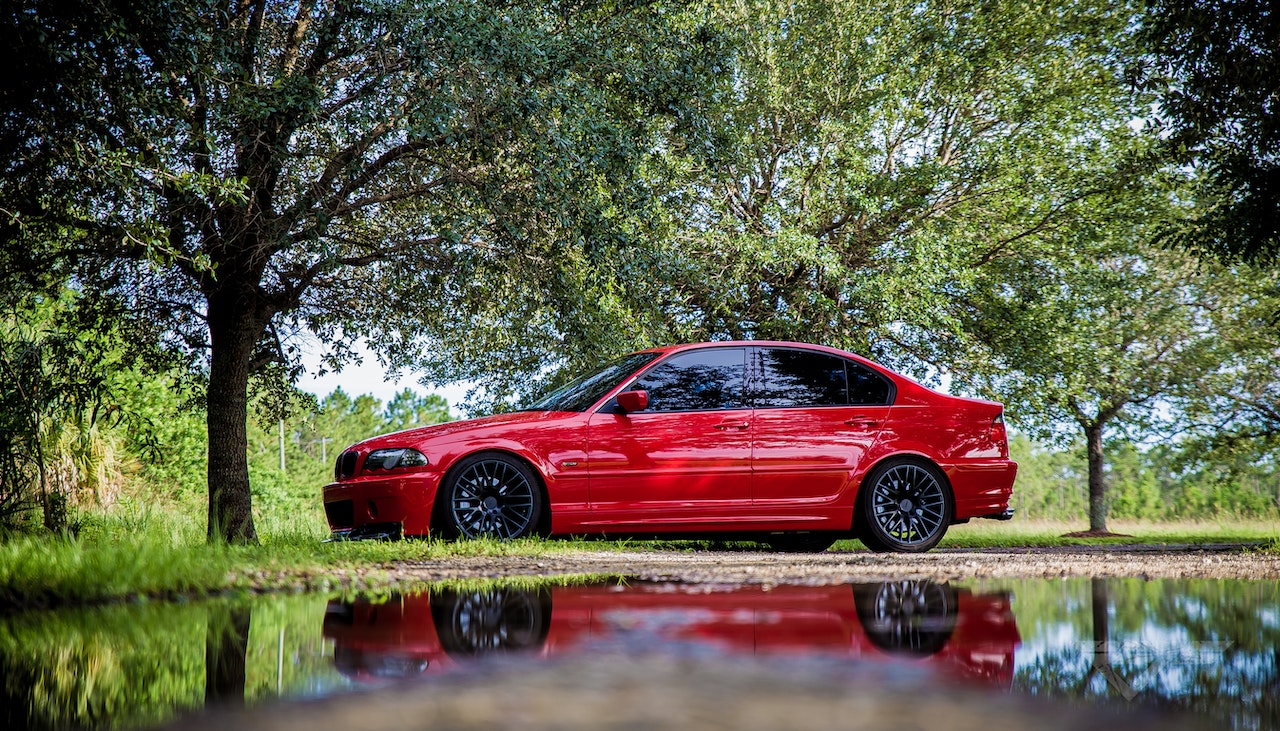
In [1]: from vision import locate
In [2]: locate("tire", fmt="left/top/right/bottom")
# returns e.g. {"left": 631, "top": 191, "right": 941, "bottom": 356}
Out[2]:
{"left": 765, "top": 534, "right": 839, "bottom": 553}
{"left": 857, "top": 458, "right": 952, "bottom": 553}
{"left": 431, "top": 586, "right": 551, "bottom": 656}
{"left": 853, "top": 580, "right": 958, "bottom": 657}
{"left": 441, "top": 453, "right": 544, "bottom": 540}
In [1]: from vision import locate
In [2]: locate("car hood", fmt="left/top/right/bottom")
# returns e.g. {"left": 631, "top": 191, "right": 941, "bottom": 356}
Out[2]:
{"left": 353, "top": 410, "right": 576, "bottom": 450}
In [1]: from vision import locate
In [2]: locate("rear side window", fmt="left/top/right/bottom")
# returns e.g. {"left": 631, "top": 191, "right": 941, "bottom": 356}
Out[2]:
{"left": 847, "top": 360, "right": 892, "bottom": 405}
{"left": 755, "top": 348, "right": 847, "bottom": 407}
{"left": 633, "top": 348, "right": 746, "bottom": 412}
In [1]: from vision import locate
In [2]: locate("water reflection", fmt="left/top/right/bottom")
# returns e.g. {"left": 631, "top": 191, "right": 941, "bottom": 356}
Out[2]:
{"left": 0, "top": 577, "right": 1277, "bottom": 730}
{"left": 322, "top": 580, "right": 1020, "bottom": 687}
{"left": 0, "top": 595, "right": 348, "bottom": 730}
{"left": 986, "top": 577, "right": 1280, "bottom": 728}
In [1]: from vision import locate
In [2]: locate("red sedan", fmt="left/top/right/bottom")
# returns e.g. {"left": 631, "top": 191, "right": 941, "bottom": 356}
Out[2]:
{"left": 322, "top": 341, "right": 1017, "bottom": 552}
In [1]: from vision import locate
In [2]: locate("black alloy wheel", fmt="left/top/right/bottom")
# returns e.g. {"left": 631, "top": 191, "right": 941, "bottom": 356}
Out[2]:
{"left": 443, "top": 453, "right": 543, "bottom": 540}
{"left": 858, "top": 459, "right": 952, "bottom": 553}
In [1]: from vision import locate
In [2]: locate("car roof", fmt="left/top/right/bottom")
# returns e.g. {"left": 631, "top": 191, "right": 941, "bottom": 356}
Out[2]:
{"left": 643, "top": 340, "right": 871, "bottom": 361}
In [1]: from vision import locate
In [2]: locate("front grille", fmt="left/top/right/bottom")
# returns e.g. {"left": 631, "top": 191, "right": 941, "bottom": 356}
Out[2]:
{"left": 325, "top": 500, "right": 355, "bottom": 530}
{"left": 336, "top": 450, "right": 359, "bottom": 480}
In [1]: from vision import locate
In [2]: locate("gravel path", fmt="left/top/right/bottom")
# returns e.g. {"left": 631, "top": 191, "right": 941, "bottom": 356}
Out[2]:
{"left": 361, "top": 543, "right": 1280, "bottom": 585}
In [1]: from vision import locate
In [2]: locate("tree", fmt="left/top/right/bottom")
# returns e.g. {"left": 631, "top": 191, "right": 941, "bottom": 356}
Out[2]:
{"left": 1136, "top": 0, "right": 1280, "bottom": 265}
{"left": 641, "top": 0, "right": 1148, "bottom": 377}
{"left": 955, "top": 189, "right": 1261, "bottom": 533}
{"left": 2, "top": 0, "right": 718, "bottom": 542}
{"left": 1175, "top": 272, "right": 1280, "bottom": 511}
{"left": 0, "top": 293, "right": 136, "bottom": 531}
{"left": 383, "top": 389, "right": 451, "bottom": 431}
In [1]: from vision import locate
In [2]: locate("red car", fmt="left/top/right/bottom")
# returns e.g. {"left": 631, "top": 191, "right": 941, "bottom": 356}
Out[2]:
{"left": 322, "top": 581, "right": 1021, "bottom": 689}
{"left": 322, "top": 341, "right": 1017, "bottom": 552}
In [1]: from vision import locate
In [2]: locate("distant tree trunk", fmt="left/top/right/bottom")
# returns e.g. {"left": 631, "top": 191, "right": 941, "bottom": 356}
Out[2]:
{"left": 205, "top": 286, "right": 262, "bottom": 544}
{"left": 1085, "top": 422, "right": 1107, "bottom": 533}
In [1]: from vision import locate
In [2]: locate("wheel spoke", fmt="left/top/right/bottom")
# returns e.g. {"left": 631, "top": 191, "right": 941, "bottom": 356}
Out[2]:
{"left": 450, "top": 459, "right": 537, "bottom": 539}
{"left": 871, "top": 464, "right": 947, "bottom": 547}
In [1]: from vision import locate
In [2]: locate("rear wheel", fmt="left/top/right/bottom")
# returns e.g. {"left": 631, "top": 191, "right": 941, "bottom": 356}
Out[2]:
{"left": 858, "top": 459, "right": 952, "bottom": 553}
{"left": 442, "top": 453, "right": 544, "bottom": 540}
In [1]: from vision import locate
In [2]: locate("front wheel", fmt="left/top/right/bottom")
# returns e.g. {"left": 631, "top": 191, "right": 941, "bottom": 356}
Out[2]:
{"left": 441, "top": 453, "right": 544, "bottom": 540}
{"left": 858, "top": 459, "right": 952, "bottom": 553}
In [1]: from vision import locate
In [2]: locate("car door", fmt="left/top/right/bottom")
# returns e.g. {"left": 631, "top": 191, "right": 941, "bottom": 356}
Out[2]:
{"left": 749, "top": 346, "right": 893, "bottom": 514}
{"left": 584, "top": 347, "right": 753, "bottom": 525}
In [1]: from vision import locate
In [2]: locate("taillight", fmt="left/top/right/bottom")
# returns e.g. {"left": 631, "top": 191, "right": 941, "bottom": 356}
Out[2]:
{"left": 990, "top": 414, "right": 1009, "bottom": 457}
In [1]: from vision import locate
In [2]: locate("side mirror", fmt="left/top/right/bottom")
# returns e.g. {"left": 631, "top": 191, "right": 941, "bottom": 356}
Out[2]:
{"left": 616, "top": 389, "right": 649, "bottom": 413}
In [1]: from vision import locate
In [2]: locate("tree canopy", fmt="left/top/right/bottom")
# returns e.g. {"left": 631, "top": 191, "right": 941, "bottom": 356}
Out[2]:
{"left": 637, "top": 0, "right": 1148, "bottom": 378}
{"left": 2, "top": 0, "right": 720, "bottom": 542}
{"left": 1136, "top": 0, "right": 1280, "bottom": 265}
{"left": 954, "top": 182, "right": 1275, "bottom": 531}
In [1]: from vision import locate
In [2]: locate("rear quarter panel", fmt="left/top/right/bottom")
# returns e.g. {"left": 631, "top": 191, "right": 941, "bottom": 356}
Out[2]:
{"left": 871, "top": 380, "right": 1017, "bottom": 520}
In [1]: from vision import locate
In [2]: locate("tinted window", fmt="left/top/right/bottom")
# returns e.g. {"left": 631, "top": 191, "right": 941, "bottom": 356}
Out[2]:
{"left": 524, "top": 352, "right": 661, "bottom": 412}
{"left": 755, "top": 348, "right": 848, "bottom": 408}
{"left": 847, "top": 360, "right": 892, "bottom": 405}
{"left": 633, "top": 348, "right": 746, "bottom": 412}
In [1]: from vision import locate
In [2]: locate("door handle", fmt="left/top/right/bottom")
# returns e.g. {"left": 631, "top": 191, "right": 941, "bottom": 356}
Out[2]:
{"left": 843, "top": 417, "right": 878, "bottom": 427}
{"left": 714, "top": 421, "right": 750, "bottom": 430}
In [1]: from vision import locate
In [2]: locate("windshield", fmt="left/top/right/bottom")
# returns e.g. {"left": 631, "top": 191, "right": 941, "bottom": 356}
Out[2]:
{"left": 522, "top": 352, "right": 661, "bottom": 412}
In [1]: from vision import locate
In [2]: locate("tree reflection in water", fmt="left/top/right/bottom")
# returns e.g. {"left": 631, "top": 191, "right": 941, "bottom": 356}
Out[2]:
{"left": 204, "top": 604, "right": 251, "bottom": 708}
{"left": 996, "top": 576, "right": 1280, "bottom": 729}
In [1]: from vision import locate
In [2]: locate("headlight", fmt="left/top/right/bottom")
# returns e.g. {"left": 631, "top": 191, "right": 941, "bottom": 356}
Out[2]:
{"left": 364, "top": 448, "right": 430, "bottom": 471}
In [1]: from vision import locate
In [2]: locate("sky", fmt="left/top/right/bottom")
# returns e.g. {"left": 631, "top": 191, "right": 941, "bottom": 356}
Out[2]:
{"left": 293, "top": 340, "right": 471, "bottom": 414}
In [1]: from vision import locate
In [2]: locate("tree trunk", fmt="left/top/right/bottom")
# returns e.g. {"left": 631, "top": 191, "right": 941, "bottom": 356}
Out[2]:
{"left": 205, "top": 288, "right": 260, "bottom": 544}
{"left": 1085, "top": 422, "right": 1107, "bottom": 533}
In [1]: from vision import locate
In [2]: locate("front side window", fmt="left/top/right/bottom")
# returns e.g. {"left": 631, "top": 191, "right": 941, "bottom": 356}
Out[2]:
{"left": 632, "top": 348, "right": 746, "bottom": 412}
{"left": 755, "top": 348, "right": 848, "bottom": 408}
{"left": 523, "top": 351, "right": 661, "bottom": 412}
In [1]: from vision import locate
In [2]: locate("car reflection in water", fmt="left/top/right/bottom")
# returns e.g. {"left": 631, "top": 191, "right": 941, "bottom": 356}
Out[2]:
{"left": 323, "top": 580, "right": 1020, "bottom": 688}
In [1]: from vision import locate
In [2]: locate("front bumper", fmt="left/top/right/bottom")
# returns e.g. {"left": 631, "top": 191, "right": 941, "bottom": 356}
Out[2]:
{"left": 322, "top": 471, "right": 443, "bottom": 537}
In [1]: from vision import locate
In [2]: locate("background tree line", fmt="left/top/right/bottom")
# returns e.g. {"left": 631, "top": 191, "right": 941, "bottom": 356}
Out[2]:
{"left": 1, "top": 0, "right": 1277, "bottom": 540}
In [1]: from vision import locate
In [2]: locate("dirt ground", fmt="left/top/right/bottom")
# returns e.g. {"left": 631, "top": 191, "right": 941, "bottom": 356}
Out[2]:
{"left": 346, "top": 542, "right": 1280, "bottom": 587}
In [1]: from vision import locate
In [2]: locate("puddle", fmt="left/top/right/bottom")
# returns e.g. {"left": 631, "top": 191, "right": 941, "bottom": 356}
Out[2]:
{"left": 1, "top": 577, "right": 1276, "bottom": 730}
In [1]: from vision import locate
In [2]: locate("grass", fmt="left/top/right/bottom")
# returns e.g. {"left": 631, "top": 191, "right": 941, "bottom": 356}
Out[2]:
{"left": 0, "top": 504, "right": 617, "bottom": 611}
{"left": 934, "top": 517, "right": 1280, "bottom": 549}
{"left": 2, "top": 507, "right": 1276, "bottom": 611}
